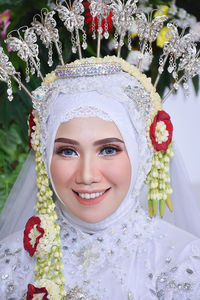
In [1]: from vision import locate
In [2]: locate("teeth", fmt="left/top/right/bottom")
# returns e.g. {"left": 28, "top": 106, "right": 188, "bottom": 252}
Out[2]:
{"left": 78, "top": 191, "right": 105, "bottom": 199}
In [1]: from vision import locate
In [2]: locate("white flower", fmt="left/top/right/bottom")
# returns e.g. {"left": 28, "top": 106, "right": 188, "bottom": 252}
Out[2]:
{"left": 43, "top": 71, "right": 56, "bottom": 85}
{"left": 107, "top": 39, "right": 117, "bottom": 51}
{"left": 155, "top": 121, "right": 169, "bottom": 144}
{"left": 176, "top": 17, "right": 191, "bottom": 29}
{"left": 126, "top": 50, "right": 152, "bottom": 71}
{"left": 32, "top": 295, "right": 45, "bottom": 300}
{"left": 35, "top": 214, "right": 58, "bottom": 257}
{"left": 187, "top": 15, "right": 197, "bottom": 27}
{"left": 47, "top": 0, "right": 57, "bottom": 10}
{"left": 34, "top": 279, "right": 61, "bottom": 300}
{"left": 29, "top": 225, "right": 43, "bottom": 248}
{"left": 138, "top": 4, "right": 152, "bottom": 14}
{"left": 130, "top": 21, "right": 138, "bottom": 35}
{"left": 178, "top": 8, "right": 187, "bottom": 19}
{"left": 168, "top": 4, "right": 177, "bottom": 16}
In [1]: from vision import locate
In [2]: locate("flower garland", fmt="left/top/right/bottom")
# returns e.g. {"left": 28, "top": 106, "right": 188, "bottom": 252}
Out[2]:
{"left": 24, "top": 56, "right": 174, "bottom": 298}
{"left": 146, "top": 142, "right": 174, "bottom": 218}
{"left": 25, "top": 111, "right": 66, "bottom": 299}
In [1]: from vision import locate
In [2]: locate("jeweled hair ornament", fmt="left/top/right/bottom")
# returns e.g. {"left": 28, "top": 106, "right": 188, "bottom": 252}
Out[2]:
{"left": 0, "top": 1, "right": 200, "bottom": 299}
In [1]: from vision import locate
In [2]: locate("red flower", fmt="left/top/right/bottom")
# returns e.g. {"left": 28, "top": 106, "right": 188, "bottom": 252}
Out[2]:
{"left": 26, "top": 284, "right": 48, "bottom": 300}
{"left": 24, "top": 216, "right": 44, "bottom": 257}
{"left": 28, "top": 109, "right": 36, "bottom": 148}
{"left": 150, "top": 110, "right": 173, "bottom": 151}
{"left": 0, "top": 9, "right": 11, "bottom": 39}
{"left": 84, "top": 1, "right": 113, "bottom": 34}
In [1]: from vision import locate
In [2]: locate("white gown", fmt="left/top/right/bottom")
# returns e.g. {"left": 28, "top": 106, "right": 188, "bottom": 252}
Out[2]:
{"left": 1, "top": 204, "right": 200, "bottom": 300}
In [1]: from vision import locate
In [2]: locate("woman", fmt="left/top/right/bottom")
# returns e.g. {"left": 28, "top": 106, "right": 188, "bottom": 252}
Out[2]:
{"left": 0, "top": 57, "right": 200, "bottom": 299}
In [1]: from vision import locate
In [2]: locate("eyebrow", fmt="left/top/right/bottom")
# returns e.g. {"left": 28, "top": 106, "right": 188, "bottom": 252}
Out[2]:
{"left": 93, "top": 137, "right": 124, "bottom": 146}
{"left": 54, "top": 137, "right": 124, "bottom": 146}
{"left": 54, "top": 138, "right": 79, "bottom": 145}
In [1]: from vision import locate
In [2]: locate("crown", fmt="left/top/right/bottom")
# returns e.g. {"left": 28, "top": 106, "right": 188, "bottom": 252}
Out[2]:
{"left": 55, "top": 61, "right": 122, "bottom": 77}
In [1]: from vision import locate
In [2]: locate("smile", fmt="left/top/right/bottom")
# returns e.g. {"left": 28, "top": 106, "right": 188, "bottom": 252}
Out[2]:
{"left": 73, "top": 188, "right": 110, "bottom": 205}
{"left": 77, "top": 190, "right": 106, "bottom": 199}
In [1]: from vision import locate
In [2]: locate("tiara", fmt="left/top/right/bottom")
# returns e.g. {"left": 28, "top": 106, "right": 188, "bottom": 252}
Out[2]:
{"left": 55, "top": 62, "right": 122, "bottom": 77}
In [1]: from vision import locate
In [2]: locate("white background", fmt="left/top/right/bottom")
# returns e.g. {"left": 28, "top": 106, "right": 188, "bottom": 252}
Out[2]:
{"left": 164, "top": 80, "right": 200, "bottom": 199}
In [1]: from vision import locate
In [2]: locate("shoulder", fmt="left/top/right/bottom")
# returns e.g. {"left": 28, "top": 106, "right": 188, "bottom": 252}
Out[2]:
{"left": 0, "top": 230, "right": 35, "bottom": 299}
{"left": 148, "top": 218, "right": 198, "bottom": 272}
{"left": 150, "top": 219, "right": 200, "bottom": 299}
{"left": 155, "top": 239, "right": 200, "bottom": 299}
{"left": 134, "top": 213, "right": 198, "bottom": 258}
{"left": 129, "top": 210, "right": 198, "bottom": 264}
{"left": 132, "top": 217, "right": 200, "bottom": 299}
{"left": 153, "top": 217, "right": 198, "bottom": 251}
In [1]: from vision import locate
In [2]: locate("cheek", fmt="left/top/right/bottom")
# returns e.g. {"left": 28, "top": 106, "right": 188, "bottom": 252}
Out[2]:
{"left": 101, "top": 155, "right": 131, "bottom": 188}
{"left": 50, "top": 158, "right": 74, "bottom": 187}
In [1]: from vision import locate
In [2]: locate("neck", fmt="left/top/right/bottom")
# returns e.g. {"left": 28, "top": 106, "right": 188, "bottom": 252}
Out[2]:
{"left": 56, "top": 194, "right": 138, "bottom": 234}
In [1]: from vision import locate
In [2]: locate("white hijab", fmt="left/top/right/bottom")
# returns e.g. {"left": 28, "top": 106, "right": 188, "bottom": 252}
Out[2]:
{"left": 45, "top": 83, "right": 152, "bottom": 233}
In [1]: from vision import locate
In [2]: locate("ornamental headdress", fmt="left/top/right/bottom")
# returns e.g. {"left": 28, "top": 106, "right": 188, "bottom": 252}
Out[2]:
{"left": 0, "top": 1, "right": 200, "bottom": 299}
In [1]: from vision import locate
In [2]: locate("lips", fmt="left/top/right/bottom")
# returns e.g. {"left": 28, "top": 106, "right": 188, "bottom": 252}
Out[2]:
{"left": 73, "top": 188, "right": 110, "bottom": 205}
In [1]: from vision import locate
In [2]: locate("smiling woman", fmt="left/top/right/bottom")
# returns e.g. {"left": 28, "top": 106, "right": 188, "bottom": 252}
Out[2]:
{"left": 1, "top": 60, "right": 200, "bottom": 299}
{"left": 1, "top": 56, "right": 200, "bottom": 299}
{"left": 2, "top": 51, "right": 200, "bottom": 300}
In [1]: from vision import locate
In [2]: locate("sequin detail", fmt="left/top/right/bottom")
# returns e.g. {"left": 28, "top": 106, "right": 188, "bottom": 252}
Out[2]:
{"left": 56, "top": 62, "right": 122, "bottom": 78}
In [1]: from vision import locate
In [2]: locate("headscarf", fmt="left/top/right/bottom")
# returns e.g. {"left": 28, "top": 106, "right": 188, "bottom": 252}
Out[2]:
{"left": 43, "top": 72, "right": 153, "bottom": 233}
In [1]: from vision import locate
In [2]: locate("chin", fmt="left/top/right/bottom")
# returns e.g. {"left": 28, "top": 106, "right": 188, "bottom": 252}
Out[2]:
{"left": 75, "top": 207, "right": 117, "bottom": 223}
{"left": 77, "top": 214, "right": 107, "bottom": 224}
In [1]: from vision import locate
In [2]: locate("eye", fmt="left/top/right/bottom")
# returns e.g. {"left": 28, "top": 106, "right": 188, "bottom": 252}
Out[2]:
{"left": 99, "top": 146, "right": 121, "bottom": 156}
{"left": 56, "top": 147, "right": 78, "bottom": 157}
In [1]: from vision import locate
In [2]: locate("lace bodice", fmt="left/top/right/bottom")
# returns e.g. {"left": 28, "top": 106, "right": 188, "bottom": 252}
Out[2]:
{"left": 0, "top": 206, "right": 200, "bottom": 299}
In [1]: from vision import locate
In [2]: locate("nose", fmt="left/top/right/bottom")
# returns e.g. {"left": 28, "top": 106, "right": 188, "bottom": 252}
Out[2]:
{"left": 75, "top": 155, "right": 101, "bottom": 185}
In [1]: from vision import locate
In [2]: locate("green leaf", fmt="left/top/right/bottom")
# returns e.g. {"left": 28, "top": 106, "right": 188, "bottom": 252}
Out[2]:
{"left": 0, "top": 123, "right": 29, "bottom": 212}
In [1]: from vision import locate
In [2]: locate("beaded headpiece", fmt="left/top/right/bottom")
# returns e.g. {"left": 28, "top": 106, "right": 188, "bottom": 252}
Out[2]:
{"left": 0, "top": 1, "right": 200, "bottom": 299}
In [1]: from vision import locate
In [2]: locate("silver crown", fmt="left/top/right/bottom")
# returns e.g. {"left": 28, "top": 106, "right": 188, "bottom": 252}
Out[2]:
{"left": 55, "top": 62, "right": 122, "bottom": 77}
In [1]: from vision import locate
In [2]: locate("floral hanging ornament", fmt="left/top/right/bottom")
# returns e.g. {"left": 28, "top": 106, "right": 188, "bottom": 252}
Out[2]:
{"left": 55, "top": 0, "right": 87, "bottom": 57}
{"left": 26, "top": 279, "right": 62, "bottom": 300}
{"left": 24, "top": 214, "right": 58, "bottom": 258}
{"left": 31, "top": 9, "right": 64, "bottom": 67}
{"left": 150, "top": 110, "right": 173, "bottom": 151}
{"left": 0, "top": 46, "right": 22, "bottom": 101}
{"left": 147, "top": 110, "right": 174, "bottom": 218}
{"left": 24, "top": 216, "right": 45, "bottom": 257}
{"left": 26, "top": 284, "right": 48, "bottom": 300}
{"left": 5, "top": 27, "right": 44, "bottom": 82}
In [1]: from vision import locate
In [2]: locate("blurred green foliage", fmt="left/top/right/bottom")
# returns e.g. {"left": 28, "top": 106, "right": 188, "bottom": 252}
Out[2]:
{"left": 0, "top": 123, "right": 29, "bottom": 210}
{"left": 0, "top": 0, "right": 199, "bottom": 212}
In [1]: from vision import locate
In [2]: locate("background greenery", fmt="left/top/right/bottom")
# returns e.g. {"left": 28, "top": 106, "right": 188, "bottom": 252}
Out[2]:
{"left": 0, "top": 0, "right": 199, "bottom": 212}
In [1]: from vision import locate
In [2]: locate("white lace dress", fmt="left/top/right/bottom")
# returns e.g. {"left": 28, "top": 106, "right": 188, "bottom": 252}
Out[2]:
{"left": 0, "top": 206, "right": 200, "bottom": 300}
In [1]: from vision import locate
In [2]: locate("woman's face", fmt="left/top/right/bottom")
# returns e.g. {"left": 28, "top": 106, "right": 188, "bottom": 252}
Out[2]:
{"left": 51, "top": 117, "right": 131, "bottom": 223}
